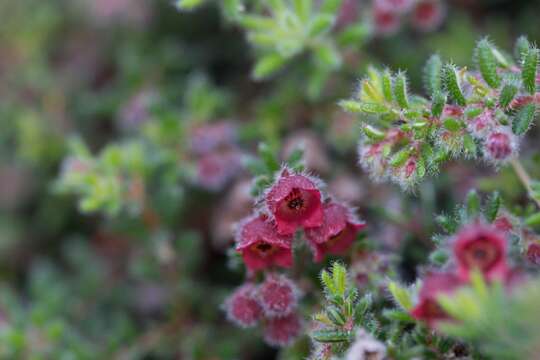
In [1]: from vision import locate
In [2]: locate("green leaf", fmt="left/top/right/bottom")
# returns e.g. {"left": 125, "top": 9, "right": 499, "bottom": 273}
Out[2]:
{"left": 424, "top": 54, "right": 443, "bottom": 95}
{"left": 258, "top": 143, "right": 280, "bottom": 173}
{"left": 321, "top": 270, "right": 336, "bottom": 294}
{"left": 252, "top": 54, "right": 287, "bottom": 80}
{"left": 363, "top": 125, "right": 386, "bottom": 141}
{"left": 514, "top": 35, "right": 530, "bottom": 62}
{"left": 436, "top": 213, "right": 457, "bottom": 233}
{"left": 326, "top": 306, "right": 347, "bottom": 326}
{"left": 389, "top": 148, "right": 411, "bottom": 167}
{"left": 311, "top": 329, "right": 351, "bottom": 343}
{"left": 485, "top": 191, "right": 501, "bottom": 222}
{"left": 429, "top": 249, "right": 450, "bottom": 266}
{"left": 443, "top": 117, "right": 462, "bottom": 132}
{"left": 382, "top": 69, "right": 393, "bottom": 102}
{"left": 512, "top": 103, "right": 536, "bottom": 135}
{"left": 175, "top": 0, "right": 205, "bottom": 10}
{"left": 339, "top": 100, "right": 389, "bottom": 114}
{"left": 332, "top": 262, "right": 347, "bottom": 297}
{"left": 466, "top": 189, "right": 481, "bottom": 218}
{"left": 388, "top": 281, "right": 413, "bottom": 311}
{"left": 522, "top": 46, "right": 539, "bottom": 94}
{"left": 499, "top": 82, "right": 519, "bottom": 108}
{"left": 463, "top": 133, "right": 477, "bottom": 156}
{"left": 443, "top": 64, "right": 467, "bottom": 106}
{"left": 431, "top": 91, "right": 446, "bottom": 118}
{"left": 293, "top": 0, "right": 312, "bottom": 23}
{"left": 475, "top": 38, "right": 501, "bottom": 88}
{"left": 320, "top": 0, "right": 343, "bottom": 14}
{"left": 314, "top": 42, "right": 341, "bottom": 69}
{"left": 394, "top": 71, "right": 410, "bottom": 109}
{"left": 308, "top": 14, "right": 334, "bottom": 37}
{"left": 525, "top": 212, "right": 540, "bottom": 227}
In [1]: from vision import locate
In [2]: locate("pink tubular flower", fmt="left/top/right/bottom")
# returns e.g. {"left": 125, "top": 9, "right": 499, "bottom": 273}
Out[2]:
{"left": 305, "top": 202, "right": 366, "bottom": 262}
{"left": 264, "top": 169, "right": 324, "bottom": 236}
{"left": 263, "top": 313, "right": 302, "bottom": 347}
{"left": 373, "top": 7, "right": 401, "bottom": 36}
{"left": 258, "top": 274, "right": 300, "bottom": 318}
{"left": 375, "top": 0, "right": 414, "bottom": 13}
{"left": 527, "top": 243, "right": 540, "bottom": 265}
{"left": 411, "top": 0, "right": 445, "bottom": 32}
{"left": 410, "top": 272, "right": 462, "bottom": 327}
{"left": 190, "top": 122, "right": 237, "bottom": 156}
{"left": 196, "top": 149, "right": 242, "bottom": 191}
{"left": 235, "top": 215, "right": 293, "bottom": 271}
{"left": 224, "top": 284, "right": 263, "bottom": 328}
{"left": 453, "top": 224, "right": 509, "bottom": 282}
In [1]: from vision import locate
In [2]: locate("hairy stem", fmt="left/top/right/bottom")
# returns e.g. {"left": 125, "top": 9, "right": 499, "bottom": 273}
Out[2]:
{"left": 510, "top": 159, "right": 540, "bottom": 208}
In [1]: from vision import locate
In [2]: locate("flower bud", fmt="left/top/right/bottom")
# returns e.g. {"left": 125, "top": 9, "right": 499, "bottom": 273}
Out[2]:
{"left": 258, "top": 274, "right": 300, "bottom": 318}
{"left": 224, "top": 284, "right": 263, "bottom": 328}
{"left": 263, "top": 313, "right": 302, "bottom": 347}
{"left": 485, "top": 131, "right": 516, "bottom": 162}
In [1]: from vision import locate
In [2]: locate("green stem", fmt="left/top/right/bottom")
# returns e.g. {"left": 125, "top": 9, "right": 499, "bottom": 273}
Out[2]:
{"left": 510, "top": 159, "right": 540, "bottom": 208}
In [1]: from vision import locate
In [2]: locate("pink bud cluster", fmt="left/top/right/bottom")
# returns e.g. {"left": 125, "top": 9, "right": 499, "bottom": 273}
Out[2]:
{"left": 359, "top": 129, "right": 422, "bottom": 188}
{"left": 468, "top": 109, "right": 519, "bottom": 164}
{"left": 224, "top": 274, "right": 302, "bottom": 347}
{"left": 372, "top": 0, "right": 445, "bottom": 36}
{"left": 189, "top": 121, "right": 243, "bottom": 191}
{"left": 411, "top": 222, "right": 522, "bottom": 328}
{"left": 235, "top": 168, "right": 366, "bottom": 271}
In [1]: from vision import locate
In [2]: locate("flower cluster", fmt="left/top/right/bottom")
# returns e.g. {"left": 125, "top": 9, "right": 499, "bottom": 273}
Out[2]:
{"left": 236, "top": 168, "right": 366, "bottom": 271}
{"left": 189, "top": 121, "right": 243, "bottom": 191}
{"left": 411, "top": 222, "right": 521, "bottom": 328}
{"left": 372, "top": 0, "right": 445, "bottom": 35}
{"left": 224, "top": 274, "right": 303, "bottom": 347}
{"left": 341, "top": 37, "right": 539, "bottom": 188}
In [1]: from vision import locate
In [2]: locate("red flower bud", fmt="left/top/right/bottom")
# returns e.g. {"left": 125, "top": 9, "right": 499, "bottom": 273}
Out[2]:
{"left": 258, "top": 274, "right": 300, "bottom": 318}
{"left": 263, "top": 313, "right": 302, "bottom": 347}
{"left": 235, "top": 215, "right": 293, "bottom": 271}
{"left": 485, "top": 131, "right": 515, "bottom": 162}
{"left": 224, "top": 284, "right": 263, "bottom": 328}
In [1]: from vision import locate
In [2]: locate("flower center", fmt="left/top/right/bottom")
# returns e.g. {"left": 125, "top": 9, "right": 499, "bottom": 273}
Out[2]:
{"left": 251, "top": 241, "right": 275, "bottom": 257}
{"left": 463, "top": 237, "right": 500, "bottom": 271}
{"left": 286, "top": 189, "right": 305, "bottom": 210}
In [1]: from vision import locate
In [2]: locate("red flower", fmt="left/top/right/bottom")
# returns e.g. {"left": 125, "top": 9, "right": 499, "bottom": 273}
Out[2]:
{"left": 375, "top": 0, "right": 415, "bottom": 13}
{"left": 373, "top": 7, "right": 401, "bottom": 36}
{"left": 235, "top": 215, "right": 293, "bottom": 271}
{"left": 258, "top": 274, "right": 300, "bottom": 318}
{"left": 224, "top": 284, "right": 263, "bottom": 328}
{"left": 411, "top": 0, "right": 445, "bottom": 32}
{"left": 306, "top": 202, "right": 366, "bottom": 262}
{"left": 527, "top": 243, "right": 540, "bottom": 265}
{"left": 263, "top": 313, "right": 302, "bottom": 347}
{"left": 454, "top": 224, "right": 509, "bottom": 281}
{"left": 264, "top": 169, "right": 324, "bottom": 235}
{"left": 410, "top": 272, "right": 462, "bottom": 327}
